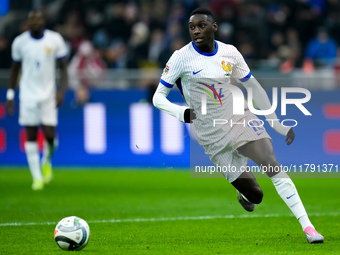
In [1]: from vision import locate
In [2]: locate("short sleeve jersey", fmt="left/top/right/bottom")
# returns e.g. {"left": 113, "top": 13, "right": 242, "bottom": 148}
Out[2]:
{"left": 12, "top": 29, "right": 67, "bottom": 102}
{"left": 160, "top": 40, "right": 250, "bottom": 104}
{"left": 159, "top": 40, "right": 252, "bottom": 145}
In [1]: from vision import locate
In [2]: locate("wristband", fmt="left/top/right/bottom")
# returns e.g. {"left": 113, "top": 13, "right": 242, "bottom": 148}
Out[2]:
{"left": 6, "top": 89, "right": 15, "bottom": 100}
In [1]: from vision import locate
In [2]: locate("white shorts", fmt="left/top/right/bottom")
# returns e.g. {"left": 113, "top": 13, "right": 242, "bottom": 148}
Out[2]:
{"left": 19, "top": 99, "right": 58, "bottom": 126}
{"left": 203, "top": 110, "right": 272, "bottom": 183}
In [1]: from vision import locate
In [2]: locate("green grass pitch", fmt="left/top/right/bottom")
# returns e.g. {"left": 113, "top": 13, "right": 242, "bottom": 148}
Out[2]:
{"left": 0, "top": 168, "right": 339, "bottom": 254}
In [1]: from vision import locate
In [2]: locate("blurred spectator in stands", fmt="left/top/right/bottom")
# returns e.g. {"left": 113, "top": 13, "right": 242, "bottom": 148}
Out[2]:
{"left": 266, "top": 3, "right": 292, "bottom": 32}
{"left": 147, "top": 0, "right": 169, "bottom": 31}
{"left": 270, "top": 31, "right": 285, "bottom": 57}
{"left": 239, "top": 42, "right": 255, "bottom": 61}
{"left": 68, "top": 40, "right": 106, "bottom": 105}
{"left": 148, "top": 37, "right": 185, "bottom": 102}
{"left": 334, "top": 46, "right": 340, "bottom": 87}
{"left": 105, "top": 39, "right": 127, "bottom": 69}
{"left": 303, "top": 27, "right": 337, "bottom": 72}
{"left": 294, "top": 0, "right": 325, "bottom": 47}
{"left": 0, "top": 37, "right": 11, "bottom": 68}
{"left": 159, "top": 37, "right": 185, "bottom": 68}
{"left": 164, "top": 20, "right": 185, "bottom": 51}
{"left": 286, "top": 28, "right": 302, "bottom": 55}
{"left": 280, "top": 28, "right": 302, "bottom": 74}
{"left": 1, "top": 0, "right": 340, "bottom": 89}
{"left": 325, "top": 6, "right": 340, "bottom": 45}
{"left": 85, "top": 7, "right": 104, "bottom": 37}
{"left": 167, "top": 4, "right": 186, "bottom": 26}
{"left": 92, "top": 27, "right": 109, "bottom": 47}
{"left": 147, "top": 29, "right": 165, "bottom": 65}
{"left": 57, "top": 10, "right": 86, "bottom": 58}
{"left": 216, "top": 22, "right": 234, "bottom": 44}
{"left": 126, "top": 22, "right": 149, "bottom": 68}
{"left": 237, "top": 2, "right": 266, "bottom": 58}
{"left": 106, "top": 2, "right": 137, "bottom": 43}
{"left": 210, "top": 0, "right": 239, "bottom": 24}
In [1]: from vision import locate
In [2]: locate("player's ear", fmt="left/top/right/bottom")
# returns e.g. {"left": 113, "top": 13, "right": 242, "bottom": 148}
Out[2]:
{"left": 213, "top": 22, "right": 218, "bottom": 32}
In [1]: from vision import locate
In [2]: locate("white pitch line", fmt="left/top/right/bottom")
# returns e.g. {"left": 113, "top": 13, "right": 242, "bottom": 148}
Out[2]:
{"left": 0, "top": 212, "right": 339, "bottom": 227}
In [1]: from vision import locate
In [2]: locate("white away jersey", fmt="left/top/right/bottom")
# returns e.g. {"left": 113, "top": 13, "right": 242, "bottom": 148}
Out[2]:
{"left": 160, "top": 40, "right": 250, "bottom": 106}
{"left": 160, "top": 41, "right": 252, "bottom": 146}
{"left": 12, "top": 29, "right": 67, "bottom": 102}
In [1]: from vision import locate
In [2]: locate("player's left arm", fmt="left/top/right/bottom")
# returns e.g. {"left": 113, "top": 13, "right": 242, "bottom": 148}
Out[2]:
{"left": 231, "top": 45, "right": 293, "bottom": 145}
{"left": 55, "top": 32, "right": 69, "bottom": 107}
{"left": 240, "top": 76, "right": 294, "bottom": 145}
{"left": 56, "top": 57, "right": 68, "bottom": 107}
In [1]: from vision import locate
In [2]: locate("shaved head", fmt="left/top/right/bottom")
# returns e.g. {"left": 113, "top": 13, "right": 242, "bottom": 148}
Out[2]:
{"left": 27, "top": 10, "right": 45, "bottom": 36}
{"left": 28, "top": 10, "right": 43, "bottom": 19}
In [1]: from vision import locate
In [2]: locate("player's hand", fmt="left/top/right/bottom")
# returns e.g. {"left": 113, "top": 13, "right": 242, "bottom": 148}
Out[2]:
{"left": 184, "top": 108, "right": 196, "bottom": 123}
{"left": 5, "top": 100, "right": 15, "bottom": 115}
{"left": 285, "top": 128, "right": 295, "bottom": 146}
{"left": 56, "top": 92, "right": 65, "bottom": 107}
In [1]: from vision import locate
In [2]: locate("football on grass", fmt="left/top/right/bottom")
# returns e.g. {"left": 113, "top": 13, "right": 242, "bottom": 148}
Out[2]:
{"left": 54, "top": 216, "right": 90, "bottom": 251}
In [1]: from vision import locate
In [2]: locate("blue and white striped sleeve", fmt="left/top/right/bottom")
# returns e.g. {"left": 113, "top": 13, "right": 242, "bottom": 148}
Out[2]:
{"left": 231, "top": 46, "right": 251, "bottom": 83}
{"left": 55, "top": 32, "right": 68, "bottom": 60}
{"left": 11, "top": 37, "right": 21, "bottom": 62}
{"left": 159, "top": 51, "right": 182, "bottom": 89}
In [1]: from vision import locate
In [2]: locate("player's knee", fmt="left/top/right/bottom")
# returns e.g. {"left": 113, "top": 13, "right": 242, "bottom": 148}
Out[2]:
{"left": 26, "top": 135, "right": 37, "bottom": 141}
{"left": 43, "top": 130, "right": 55, "bottom": 143}
{"left": 260, "top": 151, "right": 278, "bottom": 168}
{"left": 45, "top": 136, "right": 54, "bottom": 144}
{"left": 25, "top": 127, "right": 38, "bottom": 141}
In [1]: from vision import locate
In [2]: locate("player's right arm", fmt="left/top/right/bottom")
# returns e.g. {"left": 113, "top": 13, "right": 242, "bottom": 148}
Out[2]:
{"left": 152, "top": 51, "right": 196, "bottom": 123}
{"left": 6, "top": 37, "right": 22, "bottom": 115}
{"left": 153, "top": 84, "right": 195, "bottom": 123}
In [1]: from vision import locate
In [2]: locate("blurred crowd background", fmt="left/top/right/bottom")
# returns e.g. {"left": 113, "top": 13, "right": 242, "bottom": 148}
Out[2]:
{"left": 1, "top": 0, "right": 339, "bottom": 166}
{"left": 1, "top": 0, "right": 340, "bottom": 97}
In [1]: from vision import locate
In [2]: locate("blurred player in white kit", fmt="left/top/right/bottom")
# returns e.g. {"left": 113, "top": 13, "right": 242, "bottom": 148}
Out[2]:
{"left": 153, "top": 8, "right": 324, "bottom": 243}
{"left": 6, "top": 10, "right": 68, "bottom": 190}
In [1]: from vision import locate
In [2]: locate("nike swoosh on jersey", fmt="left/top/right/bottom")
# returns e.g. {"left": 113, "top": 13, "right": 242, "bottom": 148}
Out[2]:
{"left": 193, "top": 69, "right": 203, "bottom": 75}
{"left": 286, "top": 194, "right": 296, "bottom": 199}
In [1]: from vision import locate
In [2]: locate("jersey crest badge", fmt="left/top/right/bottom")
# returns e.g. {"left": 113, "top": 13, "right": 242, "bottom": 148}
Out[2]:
{"left": 44, "top": 46, "right": 52, "bottom": 54}
{"left": 163, "top": 65, "right": 170, "bottom": 74}
{"left": 222, "top": 61, "right": 232, "bottom": 77}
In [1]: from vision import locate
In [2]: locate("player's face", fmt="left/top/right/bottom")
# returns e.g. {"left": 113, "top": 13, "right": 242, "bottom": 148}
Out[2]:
{"left": 189, "top": 14, "right": 217, "bottom": 52}
{"left": 27, "top": 12, "right": 45, "bottom": 33}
